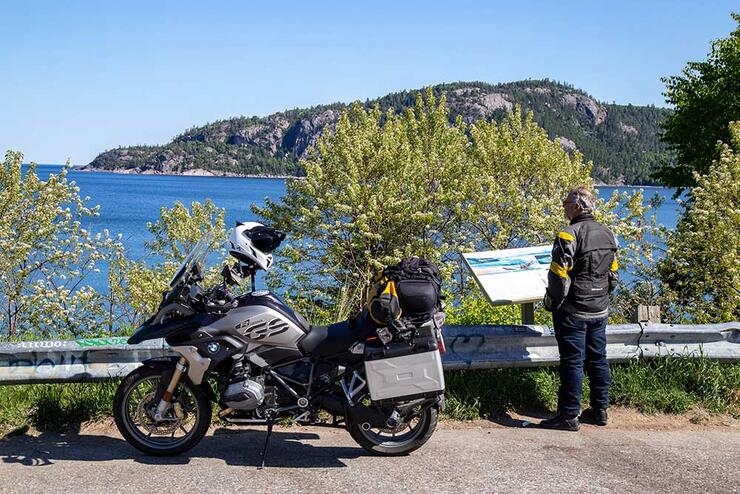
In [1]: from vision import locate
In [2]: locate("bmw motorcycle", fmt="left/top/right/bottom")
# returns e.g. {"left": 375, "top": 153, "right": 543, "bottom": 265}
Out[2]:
{"left": 113, "top": 226, "right": 446, "bottom": 466}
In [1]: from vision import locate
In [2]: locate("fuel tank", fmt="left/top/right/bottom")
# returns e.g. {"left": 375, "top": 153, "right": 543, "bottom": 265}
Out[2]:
{"left": 202, "top": 290, "right": 309, "bottom": 367}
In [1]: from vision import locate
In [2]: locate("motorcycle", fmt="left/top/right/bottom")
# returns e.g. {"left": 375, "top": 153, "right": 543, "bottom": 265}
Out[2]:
{"left": 113, "top": 226, "right": 446, "bottom": 467}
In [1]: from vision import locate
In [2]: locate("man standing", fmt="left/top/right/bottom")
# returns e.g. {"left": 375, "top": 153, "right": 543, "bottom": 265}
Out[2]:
{"left": 539, "top": 186, "right": 619, "bottom": 431}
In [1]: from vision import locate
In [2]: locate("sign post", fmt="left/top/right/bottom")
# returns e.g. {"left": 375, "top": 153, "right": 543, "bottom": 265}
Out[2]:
{"left": 520, "top": 302, "right": 535, "bottom": 324}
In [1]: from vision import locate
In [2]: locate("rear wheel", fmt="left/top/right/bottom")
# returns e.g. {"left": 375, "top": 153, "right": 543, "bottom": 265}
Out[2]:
{"left": 113, "top": 366, "right": 211, "bottom": 456}
{"left": 348, "top": 402, "right": 439, "bottom": 456}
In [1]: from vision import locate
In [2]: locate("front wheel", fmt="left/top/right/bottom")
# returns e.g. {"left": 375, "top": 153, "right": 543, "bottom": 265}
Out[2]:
{"left": 113, "top": 365, "right": 211, "bottom": 456}
{"left": 348, "top": 402, "right": 439, "bottom": 456}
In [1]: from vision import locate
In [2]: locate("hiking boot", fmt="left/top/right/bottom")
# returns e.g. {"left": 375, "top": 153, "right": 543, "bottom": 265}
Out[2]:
{"left": 538, "top": 414, "right": 580, "bottom": 431}
{"left": 580, "top": 407, "right": 608, "bottom": 426}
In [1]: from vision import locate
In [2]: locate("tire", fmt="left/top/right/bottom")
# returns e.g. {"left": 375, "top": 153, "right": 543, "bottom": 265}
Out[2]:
{"left": 113, "top": 366, "right": 211, "bottom": 456}
{"left": 348, "top": 404, "right": 439, "bottom": 456}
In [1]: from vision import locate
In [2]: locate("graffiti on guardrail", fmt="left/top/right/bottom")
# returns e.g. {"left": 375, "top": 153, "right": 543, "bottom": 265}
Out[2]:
{"left": 449, "top": 334, "right": 486, "bottom": 355}
{"left": 76, "top": 338, "right": 129, "bottom": 347}
{"left": 0, "top": 337, "right": 171, "bottom": 384}
{"left": 12, "top": 338, "right": 131, "bottom": 349}
{"left": 9, "top": 351, "right": 91, "bottom": 369}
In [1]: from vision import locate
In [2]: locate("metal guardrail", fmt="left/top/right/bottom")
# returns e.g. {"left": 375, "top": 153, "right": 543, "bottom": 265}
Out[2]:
{"left": 0, "top": 337, "right": 169, "bottom": 385}
{"left": 442, "top": 324, "right": 644, "bottom": 370}
{"left": 0, "top": 322, "right": 738, "bottom": 384}
{"left": 443, "top": 322, "right": 740, "bottom": 369}
{"left": 639, "top": 322, "right": 740, "bottom": 360}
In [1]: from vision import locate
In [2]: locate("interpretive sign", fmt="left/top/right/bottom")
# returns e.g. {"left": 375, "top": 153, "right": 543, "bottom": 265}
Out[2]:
{"left": 462, "top": 245, "right": 552, "bottom": 305}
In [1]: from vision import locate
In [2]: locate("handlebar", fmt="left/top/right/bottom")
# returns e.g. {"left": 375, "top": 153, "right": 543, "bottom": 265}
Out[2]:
{"left": 200, "top": 284, "right": 237, "bottom": 313}
{"left": 160, "top": 260, "right": 252, "bottom": 318}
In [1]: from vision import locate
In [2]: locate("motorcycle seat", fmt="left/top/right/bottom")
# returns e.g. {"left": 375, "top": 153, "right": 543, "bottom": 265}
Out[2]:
{"left": 299, "top": 319, "right": 374, "bottom": 357}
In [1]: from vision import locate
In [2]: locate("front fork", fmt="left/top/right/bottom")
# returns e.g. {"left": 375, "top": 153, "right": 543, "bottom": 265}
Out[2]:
{"left": 153, "top": 356, "right": 188, "bottom": 422}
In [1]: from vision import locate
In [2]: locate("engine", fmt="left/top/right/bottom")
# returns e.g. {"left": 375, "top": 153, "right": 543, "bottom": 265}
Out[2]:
{"left": 222, "top": 378, "right": 265, "bottom": 410}
{"left": 220, "top": 358, "right": 335, "bottom": 415}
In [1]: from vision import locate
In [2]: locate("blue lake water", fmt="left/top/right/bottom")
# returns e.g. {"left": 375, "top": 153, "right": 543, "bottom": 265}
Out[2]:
{"left": 30, "top": 165, "right": 286, "bottom": 263}
{"left": 25, "top": 165, "right": 682, "bottom": 291}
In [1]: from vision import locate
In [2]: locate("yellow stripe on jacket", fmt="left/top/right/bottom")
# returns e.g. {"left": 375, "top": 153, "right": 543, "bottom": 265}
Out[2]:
{"left": 549, "top": 261, "right": 570, "bottom": 279}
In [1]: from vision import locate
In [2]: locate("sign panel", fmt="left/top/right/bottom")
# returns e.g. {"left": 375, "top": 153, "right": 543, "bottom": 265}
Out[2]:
{"left": 462, "top": 245, "right": 552, "bottom": 305}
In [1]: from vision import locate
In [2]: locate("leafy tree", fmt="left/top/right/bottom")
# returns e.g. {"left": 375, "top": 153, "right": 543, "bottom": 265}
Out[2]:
{"left": 0, "top": 151, "right": 122, "bottom": 337}
{"left": 657, "top": 13, "right": 740, "bottom": 189}
{"left": 254, "top": 90, "right": 469, "bottom": 322}
{"left": 0, "top": 154, "right": 232, "bottom": 336}
{"left": 255, "top": 90, "right": 651, "bottom": 323}
{"left": 109, "top": 200, "right": 226, "bottom": 327}
{"left": 659, "top": 122, "right": 740, "bottom": 322}
{"left": 599, "top": 192, "right": 676, "bottom": 323}
{"left": 463, "top": 108, "right": 592, "bottom": 250}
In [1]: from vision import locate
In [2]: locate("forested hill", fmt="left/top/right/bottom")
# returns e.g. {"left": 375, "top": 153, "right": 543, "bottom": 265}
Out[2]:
{"left": 83, "top": 80, "right": 672, "bottom": 184}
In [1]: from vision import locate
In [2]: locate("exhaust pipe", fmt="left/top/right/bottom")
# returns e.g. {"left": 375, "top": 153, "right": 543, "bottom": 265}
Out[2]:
{"left": 314, "top": 394, "right": 345, "bottom": 416}
{"left": 315, "top": 394, "right": 389, "bottom": 428}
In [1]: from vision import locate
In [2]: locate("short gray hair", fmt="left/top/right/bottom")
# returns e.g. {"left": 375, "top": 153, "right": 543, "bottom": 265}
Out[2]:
{"left": 567, "top": 186, "right": 595, "bottom": 212}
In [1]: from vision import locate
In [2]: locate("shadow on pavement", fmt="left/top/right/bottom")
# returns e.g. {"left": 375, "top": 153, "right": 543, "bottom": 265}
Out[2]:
{"left": 0, "top": 426, "right": 369, "bottom": 468}
{"left": 488, "top": 408, "right": 553, "bottom": 428}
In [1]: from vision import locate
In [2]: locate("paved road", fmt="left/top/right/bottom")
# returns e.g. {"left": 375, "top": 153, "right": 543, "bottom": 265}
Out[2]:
{"left": 0, "top": 421, "right": 738, "bottom": 494}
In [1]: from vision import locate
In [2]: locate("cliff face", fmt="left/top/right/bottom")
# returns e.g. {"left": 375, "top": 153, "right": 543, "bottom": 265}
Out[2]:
{"left": 83, "top": 80, "right": 671, "bottom": 184}
{"left": 173, "top": 107, "right": 344, "bottom": 161}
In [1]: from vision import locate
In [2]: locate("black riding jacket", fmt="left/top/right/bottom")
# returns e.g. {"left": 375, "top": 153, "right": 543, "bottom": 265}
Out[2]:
{"left": 545, "top": 213, "right": 619, "bottom": 318}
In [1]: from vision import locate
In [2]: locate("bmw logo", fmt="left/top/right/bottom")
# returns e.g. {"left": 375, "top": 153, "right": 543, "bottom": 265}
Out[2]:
{"left": 207, "top": 342, "right": 220, "bottom": 354}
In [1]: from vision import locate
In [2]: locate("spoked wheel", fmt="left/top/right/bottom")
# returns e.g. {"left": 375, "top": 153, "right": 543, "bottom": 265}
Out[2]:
{"left": 348, "top": 399, "right": 439, "bottom": 456}
{"left": 113, "top": 366, "right": 211, "bottom": 456}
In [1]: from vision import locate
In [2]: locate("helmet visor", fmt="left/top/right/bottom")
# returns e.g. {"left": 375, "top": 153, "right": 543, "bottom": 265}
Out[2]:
{"left": 244, "top": 226, "right": 285, "bottom": 253}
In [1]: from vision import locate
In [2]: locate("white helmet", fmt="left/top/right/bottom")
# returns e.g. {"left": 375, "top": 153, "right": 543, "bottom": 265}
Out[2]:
{"left": 228, "top": 222, "right": 285, "bottom": 271}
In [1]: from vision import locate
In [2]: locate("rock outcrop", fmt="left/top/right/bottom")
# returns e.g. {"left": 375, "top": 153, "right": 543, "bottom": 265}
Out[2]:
{"left": 556, "top": 136, "right": 577, "bottom": 153}
{"left": 619, "top": 122, "right": 639, "bottom": 135}
{"left": 448, "top": 88, "right": 514, "bottom": 122}
{"left": 561, "top": 93, "right": 608, "bottom": 126}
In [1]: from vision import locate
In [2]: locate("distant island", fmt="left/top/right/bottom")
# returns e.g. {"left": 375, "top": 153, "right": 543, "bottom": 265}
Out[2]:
{"left": 81, "top": 80, "right": 672, "bottom": 185}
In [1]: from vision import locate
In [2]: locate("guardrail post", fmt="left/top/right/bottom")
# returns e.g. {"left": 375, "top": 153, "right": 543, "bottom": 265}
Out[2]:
{"left": 632, "top": 305, "right": 661, "bottom": 323}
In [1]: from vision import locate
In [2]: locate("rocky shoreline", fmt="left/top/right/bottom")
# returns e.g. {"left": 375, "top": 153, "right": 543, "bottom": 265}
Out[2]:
{"left": 75, "top": 167, "right": 298, "bottom": 180}
{"left": 74, "top": 167, "right": 655, "bottom": 187}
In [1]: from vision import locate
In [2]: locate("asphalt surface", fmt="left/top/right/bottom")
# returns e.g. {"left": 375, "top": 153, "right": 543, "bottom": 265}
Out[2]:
{"left": 0, "top": 420, "right": 738, "bottom": 494}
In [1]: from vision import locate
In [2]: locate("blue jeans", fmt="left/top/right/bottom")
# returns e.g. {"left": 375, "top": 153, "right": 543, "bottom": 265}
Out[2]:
{"left": 553, "top": 311, "right": 611, "bottom": 417}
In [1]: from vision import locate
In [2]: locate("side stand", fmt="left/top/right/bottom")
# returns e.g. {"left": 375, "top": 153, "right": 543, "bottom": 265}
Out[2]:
{"left": 258, "top": 420, "right": 274, "bottom": 470}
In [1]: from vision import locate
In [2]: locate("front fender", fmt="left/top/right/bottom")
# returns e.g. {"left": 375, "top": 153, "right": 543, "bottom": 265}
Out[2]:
{"left": 141, "top": 356, "right": 180, "bottom": 370}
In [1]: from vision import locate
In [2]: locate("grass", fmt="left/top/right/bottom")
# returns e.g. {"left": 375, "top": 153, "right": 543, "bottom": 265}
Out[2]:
{"left": 1, "top": 358, "right": 738, "bottom": 436}
{"left": 0, "top": 382, "right": 118, "bottom": 436}
{"left": 442, "top": 358, "right": 740, "bottom": 420}
{"left": 610, "top": 357, "right": 740, "bottom": 414}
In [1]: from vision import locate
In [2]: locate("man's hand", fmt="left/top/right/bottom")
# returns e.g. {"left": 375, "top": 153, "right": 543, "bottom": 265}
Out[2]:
{"left": 543, "top": 293, "right": 555, "bottom": 312}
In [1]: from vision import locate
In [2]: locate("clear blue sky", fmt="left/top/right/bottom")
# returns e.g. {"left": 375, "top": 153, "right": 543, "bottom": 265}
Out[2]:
{"left": 0, "top": 1, "right": 736, "bottom": 165}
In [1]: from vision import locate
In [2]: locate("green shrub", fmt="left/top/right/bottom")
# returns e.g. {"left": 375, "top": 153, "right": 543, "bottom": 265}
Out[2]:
{"left": 441, "top": 359, "right": 740, "bottom": 421}
{"left": 0, "top": 382, "right": 118, "bottom": 435}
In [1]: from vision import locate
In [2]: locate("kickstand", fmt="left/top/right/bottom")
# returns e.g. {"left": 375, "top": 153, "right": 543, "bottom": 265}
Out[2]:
{"left": 258, "top": 420, "right": 274, "bottom": 470}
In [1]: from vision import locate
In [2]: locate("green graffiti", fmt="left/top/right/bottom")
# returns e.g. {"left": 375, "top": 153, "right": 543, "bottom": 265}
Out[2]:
{"left": 75, "top": 337, "right": 129, "bottom": 347}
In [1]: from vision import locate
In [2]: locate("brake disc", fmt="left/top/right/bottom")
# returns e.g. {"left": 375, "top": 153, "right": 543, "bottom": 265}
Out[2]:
{"left": 135, "top": 392, "right": 183, "bottom": 436}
